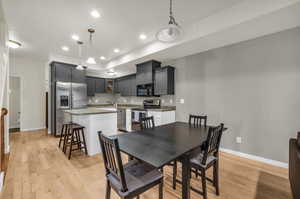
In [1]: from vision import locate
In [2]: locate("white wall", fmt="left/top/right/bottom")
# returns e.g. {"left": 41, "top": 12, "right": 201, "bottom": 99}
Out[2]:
{"left": 10, "top": 56, "right": 46, "bottom": 131}
{"left": 167, "top": 27, "right": 300, "bottom": 163}
{"left": 9, "top": 76, "right": 20, "bottom": 128}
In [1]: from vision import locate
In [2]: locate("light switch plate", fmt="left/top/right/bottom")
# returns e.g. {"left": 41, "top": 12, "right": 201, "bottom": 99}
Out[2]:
{"left": 180, "top": 99, "right": 185, "bottom": 104}
{"left": 236, "top": 137, "right": 242, "bottom": 144}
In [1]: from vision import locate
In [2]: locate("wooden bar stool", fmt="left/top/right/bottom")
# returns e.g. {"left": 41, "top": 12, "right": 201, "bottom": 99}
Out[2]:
{"left": 64, "top": 124, "right": 88, "bottom": 159}
{"left": 58, "top": 122, "right": 77, "bottom": 149}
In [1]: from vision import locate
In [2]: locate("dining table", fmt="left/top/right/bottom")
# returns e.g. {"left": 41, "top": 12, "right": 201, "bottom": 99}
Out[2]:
{"left": 114, "top": 122, "right": 226, "bottom": 199}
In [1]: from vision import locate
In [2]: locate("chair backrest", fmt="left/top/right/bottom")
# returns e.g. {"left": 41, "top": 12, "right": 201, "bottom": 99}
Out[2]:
{"left": 189, "top": 114, "right": 207, "bottom": 127}
{"left": 201, "top": 123, "right": 224, "bottom": 165}
{"left": 97, "top": 131, "right": 128, "bottom": 192}
{"left": 140, "top": 116, "right": 155, "bottom": 130}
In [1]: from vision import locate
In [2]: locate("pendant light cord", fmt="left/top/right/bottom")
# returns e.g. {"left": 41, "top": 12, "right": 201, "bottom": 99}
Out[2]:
{"left": 169, "top": 0, "right": 173, "bottom": 17}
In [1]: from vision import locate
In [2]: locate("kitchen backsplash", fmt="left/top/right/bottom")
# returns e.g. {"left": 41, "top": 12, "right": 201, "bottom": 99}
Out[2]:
{"left": 88, "top": 93, "right": 115, "bottom": 104}
{"left": 88, "top": 93, "right": 176, "bottom": 106}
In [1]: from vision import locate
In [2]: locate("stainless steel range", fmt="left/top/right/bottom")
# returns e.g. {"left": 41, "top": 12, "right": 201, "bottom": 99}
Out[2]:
{"left": 51, "top": 82, "right": 87, "bottom": 136}
{"left": 132, "top": 99, "right": 161, "bottom": 122}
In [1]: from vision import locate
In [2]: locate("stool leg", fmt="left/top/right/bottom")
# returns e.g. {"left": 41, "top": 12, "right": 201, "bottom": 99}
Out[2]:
{"left": 80, "top": 129, "right": 88, "bottom": 155}
{"left": 58, "top": 124, "right": 65, "bottom": 148}
{"left": 68, "top": 130, "right": 75, "bottom": 160}
{"left": 75, "top": 129, "right": 81, "bottom": 150}
{"left": 63, "top": 125, "right": 70, "bottom": 153}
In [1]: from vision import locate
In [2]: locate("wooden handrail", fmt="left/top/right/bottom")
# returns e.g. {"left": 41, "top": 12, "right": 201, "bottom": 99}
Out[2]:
{"left": 0, "top": 108, "right": 8, "bottom": 171}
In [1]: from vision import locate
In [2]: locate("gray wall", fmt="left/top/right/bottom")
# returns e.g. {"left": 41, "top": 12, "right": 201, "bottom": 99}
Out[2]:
{"left": 167, "top": 27, "right": 300, "bottom": 163}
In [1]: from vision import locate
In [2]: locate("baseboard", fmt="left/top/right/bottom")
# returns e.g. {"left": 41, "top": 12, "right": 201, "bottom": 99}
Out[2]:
{"left": 21, "top": 127, "right": 46, "bottom": 132}
{"left": 220, "top": 148, "right": 288, "bottom": 169}
{"left": 0, "top": 172, "right": 4, "bottom": 192}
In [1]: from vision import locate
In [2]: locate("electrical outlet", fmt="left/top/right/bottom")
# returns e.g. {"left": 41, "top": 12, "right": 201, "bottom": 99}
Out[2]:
{"left": 236, "top": 137, "right": 242, "bottom": 144}
{"left": 180, "top": 99, "right": 185, "bottom": 104}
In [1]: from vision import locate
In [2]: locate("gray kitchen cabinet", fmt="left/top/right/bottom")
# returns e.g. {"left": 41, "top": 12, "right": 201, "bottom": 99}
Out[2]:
{"left": 136, "top": 60, "right": 161, "bottom": 85}
{"left": 154, "top": 66, "right": 175, "bottom": 95}
{"left": 86, "top": 76, "right": 105, "bottom": 96}
{"left": 86, "top": 77, "right": 96, "bottom": 96}
{"left": 71, "top": 68, "right": 86, "bottom": 83}
{"left": 53, "top": 63, "right": 72, "bottom": 82}
{"left": 51, "top": 62, "right": 86, "bottom": 83}
{"left": 95, "top": 78, "right": 105, "bottom": 93}
{"left": 116, "top": 74, "right": 136, "bottom": 96}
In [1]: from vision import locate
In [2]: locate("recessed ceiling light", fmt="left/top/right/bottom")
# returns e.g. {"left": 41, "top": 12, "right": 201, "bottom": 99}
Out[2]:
{"left": 61, "top": 46, "right": 69, "bottom": 51}
{"left": 90, "top": 10, "right": 101, "bottom": 18}
{"left": 71, "top": 34, "right": 80, "bottom": 41}
{"left": 113, "top": 48, "right": 120, "bottom": 53}
{"left": 7, "top": 40, "right": 21, "bottom": 49}
{"left": 100, "top": 56, "right": 106, "bottom": 60}
{"left": 139, "top": 34, "right": 147, "bottom": 40}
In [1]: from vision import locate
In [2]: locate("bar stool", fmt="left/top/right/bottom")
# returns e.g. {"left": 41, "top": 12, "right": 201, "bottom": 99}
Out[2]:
{"left": 58, "top": 122, "right": 78, "bottom": 150}
{"left": 64, "top": 124, "right": 88, "bottom": 159}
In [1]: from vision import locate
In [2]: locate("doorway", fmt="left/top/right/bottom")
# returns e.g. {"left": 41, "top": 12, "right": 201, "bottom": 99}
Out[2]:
{"left": 9, "top": 76, "right": 21, "bottom": 133}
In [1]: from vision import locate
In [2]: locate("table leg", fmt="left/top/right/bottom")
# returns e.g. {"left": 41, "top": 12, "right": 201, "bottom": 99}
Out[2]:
{"left": 181, "top": 154, "right": 191, "bottom": 199}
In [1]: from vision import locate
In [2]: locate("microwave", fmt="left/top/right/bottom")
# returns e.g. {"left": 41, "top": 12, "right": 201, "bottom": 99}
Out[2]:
{"left": 137, "top": 84, "right": 155, "bottom": 97}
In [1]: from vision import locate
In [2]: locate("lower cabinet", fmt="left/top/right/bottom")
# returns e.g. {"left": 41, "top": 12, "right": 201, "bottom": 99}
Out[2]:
{"left": 147, "top": 111, "right": 175, "bottom": 126}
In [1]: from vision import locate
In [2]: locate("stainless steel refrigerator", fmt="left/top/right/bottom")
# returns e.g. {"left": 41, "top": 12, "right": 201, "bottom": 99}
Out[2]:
{"left": 51, "top": 82, "right": 87, "bottom": 136}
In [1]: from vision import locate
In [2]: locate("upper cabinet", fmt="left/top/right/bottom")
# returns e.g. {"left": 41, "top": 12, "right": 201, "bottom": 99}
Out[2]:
{"left": 136, "top": 60, "right": 161, "bottom": 85}
{"left": 51, "top": 62, "right": 86, "bottom": 83}
{"left": 154, "top": 66, "right": 175, "bottom": 95}
{"left": 53, "top": 62, "right": 72, "bottom": 82}
{"left": 116, "top": 74, "right": 136, "bottom": 96}
{"left": 72, "top": 68, "right": 86, "bottom": 83}
{"left": 86, "top": 77, "right": 96, "bottom": 96}
{"left": 86, "top": 76, "right": 105, "bottom": 96}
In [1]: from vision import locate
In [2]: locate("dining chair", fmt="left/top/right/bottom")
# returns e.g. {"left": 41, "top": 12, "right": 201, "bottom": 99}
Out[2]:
{"left": 189, "top": 114, "right": 207, "bottom": 127}
{"left": 139, "top": 116, "right": 178, "bottom": 190}
{"left": 98, "top": 131, "right": 164, "bottom": 199}
{"left": 139, "top": 116, "right": 155, "bottom": 130}
{"left": 172, "top": 123, "right": 224, "bottom": 198}
{"left": 189, "top": 123, "right": 224, "bottom": 199}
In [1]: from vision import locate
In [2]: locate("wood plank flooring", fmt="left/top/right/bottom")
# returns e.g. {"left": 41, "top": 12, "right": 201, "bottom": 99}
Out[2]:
{"left": 0, "top": 129, "right": 292, "bottom": 199}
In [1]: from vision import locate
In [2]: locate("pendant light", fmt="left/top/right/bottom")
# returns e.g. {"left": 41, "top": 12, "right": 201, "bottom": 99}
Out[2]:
{"left": 156, "top": 0, "right": 183, "bottom": 43}
{"left": 76, "top": 41, "right": 85, "bottom": 70}
{"left": 86, "top": 28, "right": 97, "bottom": 65}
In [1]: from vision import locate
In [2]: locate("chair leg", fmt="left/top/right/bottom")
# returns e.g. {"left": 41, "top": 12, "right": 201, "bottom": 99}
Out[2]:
{"left": 172, "top": 161, "right": 177, "bottom": 190}
{"left": 105, "top": 180, "right": 111, "bottom": 199}
{"left": 213, "top": 160, "right": 220, "bottom": 195}
{"left": 201, "top": 169, "right": 208, "bottom": 199}
{"left": 159, "top": 179, "right": 163, "bottom": 199}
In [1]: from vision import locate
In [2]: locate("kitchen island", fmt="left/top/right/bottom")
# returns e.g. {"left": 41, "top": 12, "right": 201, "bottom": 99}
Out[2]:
{"left": 64, "top": 107, "right": 117, "bottom": 156}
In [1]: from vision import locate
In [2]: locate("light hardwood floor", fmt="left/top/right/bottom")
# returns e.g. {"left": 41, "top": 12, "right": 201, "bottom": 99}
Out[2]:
{"left": 1, "top": 129, "right": 292, "bottom": 199}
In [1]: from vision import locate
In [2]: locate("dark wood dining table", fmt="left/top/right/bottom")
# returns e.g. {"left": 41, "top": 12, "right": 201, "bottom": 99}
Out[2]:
{"left": 113, "top": 122, "right": 224, "bottom": 199}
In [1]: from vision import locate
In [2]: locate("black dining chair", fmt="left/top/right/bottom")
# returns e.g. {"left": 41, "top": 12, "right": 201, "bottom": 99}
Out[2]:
{"left": 189, "top": 114, "right": 208, "bottom": 177}
{"left": 189, "top": 114, "right": 207, "bottom": 127}
{"left": 139, "top": 116, "right": 155, "bottom": 130}
{"left": 98, "top": 131, "right": 164, "bottom": 199}
{"left": 139, "top": 116, "right": 178, "bottom": 190}
{"left": 189, "top": 123, "right": 224, "bottom": 199}
{"left": 173, "top": 123, "right": 224, "bottom": 198}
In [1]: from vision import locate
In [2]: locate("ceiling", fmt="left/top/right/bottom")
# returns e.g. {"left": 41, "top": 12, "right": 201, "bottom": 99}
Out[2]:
{"left": 2, "top": 0, "right": 300, "bottom": 78}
